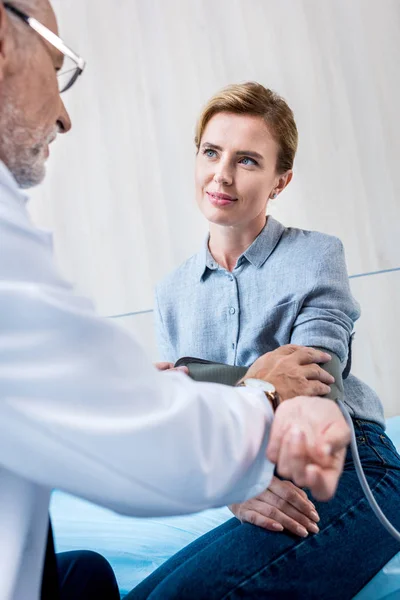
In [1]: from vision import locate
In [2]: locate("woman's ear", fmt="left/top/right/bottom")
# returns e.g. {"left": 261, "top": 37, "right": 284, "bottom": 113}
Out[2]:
{"left": 270, "top": 170, "right": 293, "bottom": 199}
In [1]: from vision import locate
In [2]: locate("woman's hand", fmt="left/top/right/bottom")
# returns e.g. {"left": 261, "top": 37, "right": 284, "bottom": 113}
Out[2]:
{"left": 229, "top": 476, "right": 320, "bottom": 537}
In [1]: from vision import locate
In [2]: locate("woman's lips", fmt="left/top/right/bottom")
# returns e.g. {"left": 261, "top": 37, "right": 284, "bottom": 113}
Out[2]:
{"left": 206, "top": 192, "right": 237, "bottom": 207}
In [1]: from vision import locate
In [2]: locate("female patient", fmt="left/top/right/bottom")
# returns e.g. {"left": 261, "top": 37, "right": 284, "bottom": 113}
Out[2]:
{"left": 130, "top": 83, "right": 400, "bottom": 599}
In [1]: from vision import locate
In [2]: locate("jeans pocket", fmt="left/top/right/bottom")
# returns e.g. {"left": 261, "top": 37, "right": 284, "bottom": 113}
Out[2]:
{"left": 379, "top": 434, "right": 400, "bottom": 467}
{"left": 344, "top": 436, "right": 386, "bottom": 469}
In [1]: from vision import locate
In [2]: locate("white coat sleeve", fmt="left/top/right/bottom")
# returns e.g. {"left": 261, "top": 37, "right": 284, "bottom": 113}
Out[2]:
{"left": 0, "top": 211, "right": 274, "bottom": 517}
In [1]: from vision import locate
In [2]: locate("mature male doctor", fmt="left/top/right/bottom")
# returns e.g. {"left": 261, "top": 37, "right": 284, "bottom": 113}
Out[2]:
{"left": 0, "top": 1, "right": 350, "bottom": 598}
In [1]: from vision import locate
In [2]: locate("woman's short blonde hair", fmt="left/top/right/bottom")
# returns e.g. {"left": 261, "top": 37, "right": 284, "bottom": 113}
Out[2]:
{"left": 195, "top": 82, "right": 298, "bottom": 174}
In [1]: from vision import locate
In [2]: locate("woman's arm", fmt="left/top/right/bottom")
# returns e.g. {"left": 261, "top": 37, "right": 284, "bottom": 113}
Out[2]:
{"left": 290, "top": 237, "right": 359, "bottom": 376}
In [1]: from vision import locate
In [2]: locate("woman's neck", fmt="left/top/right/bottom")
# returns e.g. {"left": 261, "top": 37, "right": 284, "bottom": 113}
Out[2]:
{"left": 208, "top": 215, "right": 267, "bottom": 272}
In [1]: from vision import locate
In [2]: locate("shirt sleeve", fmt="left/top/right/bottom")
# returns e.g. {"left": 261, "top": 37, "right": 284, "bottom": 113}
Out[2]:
{"left": 290, "top": 237, "right": 360, "bottom": 368}
{"left": 0, "top": 214, "right": 274, "bottom": 517}
{"left": 154, "top": 285, "right": 176, "bottom": 362}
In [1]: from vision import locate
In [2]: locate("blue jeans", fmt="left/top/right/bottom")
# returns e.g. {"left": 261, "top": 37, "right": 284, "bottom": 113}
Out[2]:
{"left": 57, "top": 550, "right": 120, "bottom": 599}
{"left": 127, "top": 420, "right": 400, "bottom": 600}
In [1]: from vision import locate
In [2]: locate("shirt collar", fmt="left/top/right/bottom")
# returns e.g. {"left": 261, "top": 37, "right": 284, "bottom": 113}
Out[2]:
{"left": 196, "top": 235, "right": 217, "bottom": 281}
{"left": 0, "top": 161, "right": 29, "bottom": 205}
{"left": 243, "top": 216, "right": 285, "bottom": 268}
{"left": 196, "top": 216, "right": 285, "bottom": 281}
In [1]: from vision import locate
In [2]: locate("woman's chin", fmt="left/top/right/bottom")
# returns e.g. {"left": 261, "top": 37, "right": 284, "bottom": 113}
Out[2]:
{"left": 199, "top": 204, "right": 239, "bottom": 227}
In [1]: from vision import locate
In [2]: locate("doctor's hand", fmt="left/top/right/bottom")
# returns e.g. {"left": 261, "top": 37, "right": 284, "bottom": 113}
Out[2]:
{"left": 244, "top": 345, "right": 335, "bottom": 400}
{"left": 154, "top": 362, "right": 189, "bottom": 374}
{"left": 229, "top": 476, "right": 320, "bottom": 537}
{"left": 267, "top": 396, "right": 351, "bottom": 501}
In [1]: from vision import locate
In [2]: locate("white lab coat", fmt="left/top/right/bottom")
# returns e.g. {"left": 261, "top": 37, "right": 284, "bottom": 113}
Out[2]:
{"left": 0, "top": 162, "right": 274, "bottom": 599}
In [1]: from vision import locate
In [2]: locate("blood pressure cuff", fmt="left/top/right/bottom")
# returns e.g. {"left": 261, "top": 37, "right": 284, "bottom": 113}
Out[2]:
{"left": 174, "top": 357, "right": 247, "bottom": 386}
{"left": 313, "top": 347, "right": 344, "bottom": 401}
{"left": 174, "top": 349, "right": 344, "bottom": 402}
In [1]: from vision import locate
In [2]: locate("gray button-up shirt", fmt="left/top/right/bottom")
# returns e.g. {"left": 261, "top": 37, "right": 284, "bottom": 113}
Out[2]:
{"left": 155, "top": 216, "right": 385, "bottom": 427}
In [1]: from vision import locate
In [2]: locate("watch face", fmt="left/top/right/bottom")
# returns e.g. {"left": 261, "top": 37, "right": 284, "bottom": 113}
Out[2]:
{"left": 245, "top": 378, "right": 276, "bottom": 393}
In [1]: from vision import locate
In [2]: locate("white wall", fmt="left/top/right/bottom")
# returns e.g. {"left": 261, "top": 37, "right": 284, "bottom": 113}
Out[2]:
{"left": 29, "top": 0, "right": 400, "bottom": 415}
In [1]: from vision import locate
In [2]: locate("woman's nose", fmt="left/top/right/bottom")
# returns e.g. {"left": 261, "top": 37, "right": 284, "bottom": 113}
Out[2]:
{"left": 213, "top": 168, "right": 232, "bottom": 186}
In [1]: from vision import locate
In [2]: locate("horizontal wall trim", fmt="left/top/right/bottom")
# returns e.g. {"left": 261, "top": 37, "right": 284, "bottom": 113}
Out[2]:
{"left": 348, "top": 266, "right": 400, "bottom": 280}
{"left": 107, "top": 309, "right": 154, "bottom": 319}
{"left": 106, "top": 266, "right": 400, "bottom": 320}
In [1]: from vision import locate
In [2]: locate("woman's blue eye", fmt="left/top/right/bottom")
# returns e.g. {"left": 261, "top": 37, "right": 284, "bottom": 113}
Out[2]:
{"left": 204, "top": 149, "right": 217, "bottom": 158}
{"left": 240, "top": 157, "right": 257, "bottom": 166}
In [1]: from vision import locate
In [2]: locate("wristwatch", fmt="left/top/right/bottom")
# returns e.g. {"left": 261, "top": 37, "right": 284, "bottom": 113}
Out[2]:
{"left": 237, "top": 378, "right": 281, "bottom": 412}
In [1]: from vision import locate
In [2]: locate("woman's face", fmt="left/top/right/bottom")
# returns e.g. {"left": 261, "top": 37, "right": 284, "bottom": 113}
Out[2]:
{"left": 195, "top": 112, "right": 291, "bottom": 229}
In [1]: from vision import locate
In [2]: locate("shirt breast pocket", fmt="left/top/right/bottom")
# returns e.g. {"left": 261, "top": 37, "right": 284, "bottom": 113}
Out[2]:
{"left": 241, "top": 299, "right": 300, "bottom": 363}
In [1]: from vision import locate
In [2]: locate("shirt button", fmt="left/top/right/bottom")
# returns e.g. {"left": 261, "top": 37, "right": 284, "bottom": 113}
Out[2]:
{"left": 230, "top": 276, "right": 234, "bottom": 281}
{"left": 229, "top": 307, "right": 236, "bottom": 315}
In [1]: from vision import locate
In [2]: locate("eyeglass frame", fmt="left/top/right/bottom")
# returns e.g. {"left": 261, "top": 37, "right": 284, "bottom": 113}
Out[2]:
{"left": 4, "top": 2, "right": 86, "bottom": 93}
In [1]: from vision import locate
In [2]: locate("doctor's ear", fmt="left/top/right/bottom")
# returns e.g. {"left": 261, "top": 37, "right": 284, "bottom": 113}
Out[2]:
{"left": 0, "top": 3, "right": 16, "bottom": 84}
